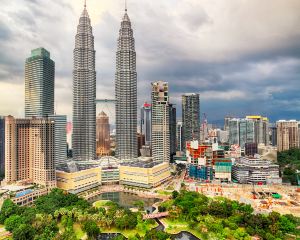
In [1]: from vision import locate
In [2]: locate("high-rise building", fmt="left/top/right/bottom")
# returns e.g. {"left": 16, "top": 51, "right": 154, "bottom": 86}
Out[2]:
{"left": 229, "top": 118, "right": 240, "bottom": 145}
{"left": 277, "top": 120, "right": 299, "bottom": 152}
{"left": 140, "top": 102, "right": 151, "bottom": 146}
{"left": 4, "top": 116, "right": 56, "bottom": 188}
{"left": 25, "top": 48, "right": 54, "bottom": 118}
{"left": 182, "top": 93, "right": 200, "bottom": 150}
{"left": 49, "top": 115, "right": 67, "bottom": 166}
{"left": 270, "top": 124, "right": 277, "bottom": 146}
{"left": 169, "top": 104, "right": 177, "bottom": 159}
{"left": 0, "top": 116, "right": 5, "bottom": 178}
{"left": 229, "top": 116, "right": 269, "bottom": 148}
{"left": 151, "top": 81, "right": 170, "bottom": 163}
{"left": 115, "top": 7, "right": 138, "bottom": 161}
{"left": 176, "top": 121, "right": 183, "bottom": 152}
{"left": 72, "top": 2, "right": 96, "bottom": 161}
{"left": 96, "top": 111, "right": 110, "bottom": 157}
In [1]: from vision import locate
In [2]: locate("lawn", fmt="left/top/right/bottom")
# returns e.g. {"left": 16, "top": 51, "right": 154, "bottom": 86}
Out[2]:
{"left": 101, "top": 222, "right": 158, "bottom": 238}
{"left": 93, "top": 200, "right": 111, "bottom": 208}
{"left": 160, "top": 218, "right": 204, "bottom": 239}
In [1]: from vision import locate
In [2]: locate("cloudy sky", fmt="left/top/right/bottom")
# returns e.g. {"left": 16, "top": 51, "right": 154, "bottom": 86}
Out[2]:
{"left": 0, "top": 0, "right": 300, "bottom": 125}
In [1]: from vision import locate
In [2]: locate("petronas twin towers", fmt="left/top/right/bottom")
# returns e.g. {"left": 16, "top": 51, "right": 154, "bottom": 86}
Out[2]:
{"left": 72, "top": 2, "right": 137, "bottom": 161}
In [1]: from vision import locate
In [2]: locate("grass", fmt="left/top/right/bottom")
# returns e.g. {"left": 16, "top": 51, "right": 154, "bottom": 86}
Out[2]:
{"left": 157, "top": 190, "right": 172, "bottom": 196}
{"left": 93, "top": 200, "right": 111, "bottom": 208}
{"left": 160, "top": 218, "right": 204, "bottom": 239}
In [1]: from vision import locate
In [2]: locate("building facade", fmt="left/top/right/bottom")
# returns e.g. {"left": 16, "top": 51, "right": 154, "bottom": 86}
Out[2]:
{"left": 277, "top": 120, "right": 299, "bottom": 152}
{"left": 140, "top": 102, "right": 151, "bottom": 146}
{"left": 96, "top": 111, "right": 110, "bottom": 157}
{"left": 72, "top": 3, "right": 96, "bottom": 161}
{"left": 119, "top": 161, "right": 171, "bottom": 188}
{"left": 182, "top": 93, "right": 200, "bottom": 149}
{"left": 25, "top": 48, "right": 54, "bottom": 118}
{"left": 49, "top": 115, "right": 67, "bottom": 167}
{"left": 151, "top": 81, "right": 170, "bottom": 163}
{"left": 115, "top": 8, "right": 138, "bottom": 161}
{"left": 4, "top": 116, "right": 56, "bottom": 188}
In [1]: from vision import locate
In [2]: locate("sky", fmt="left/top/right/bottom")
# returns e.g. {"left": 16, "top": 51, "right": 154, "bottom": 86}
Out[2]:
{"left": 0, "top": 0, "right": 300, "bottom": 125}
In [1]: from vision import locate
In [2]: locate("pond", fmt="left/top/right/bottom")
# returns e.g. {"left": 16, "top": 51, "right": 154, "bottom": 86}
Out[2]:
{"left": 90, "top": 191, "right": 160, "bottom": 213}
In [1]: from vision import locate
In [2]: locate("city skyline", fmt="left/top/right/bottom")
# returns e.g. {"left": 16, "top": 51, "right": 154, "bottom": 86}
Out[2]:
{"left": 0, "top": 0, "right": 300, "bottom": 123}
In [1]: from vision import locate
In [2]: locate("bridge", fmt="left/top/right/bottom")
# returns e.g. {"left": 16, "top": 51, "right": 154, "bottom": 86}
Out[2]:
{"left": 143, "top": 212, "right": 169, "bottom": 220}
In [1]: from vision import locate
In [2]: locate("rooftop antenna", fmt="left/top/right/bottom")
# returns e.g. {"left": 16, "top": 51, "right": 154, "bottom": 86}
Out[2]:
{"left": 125, "top": 0, "right": 127, "bottom": 11}
{"left": 84, "top": 0, "right": 86, "bottom": 8}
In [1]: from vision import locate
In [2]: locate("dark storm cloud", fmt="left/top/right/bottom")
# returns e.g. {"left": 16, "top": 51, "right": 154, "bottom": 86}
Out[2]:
{"left": 0, "top": 0, "right": 300, "bottom": 123}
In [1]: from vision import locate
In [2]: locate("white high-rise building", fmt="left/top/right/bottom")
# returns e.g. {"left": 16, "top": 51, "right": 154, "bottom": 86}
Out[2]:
{"left": 72, "top": 2, "right": 96, "bottom": 161}
{"left": 115, "top": 7, "right": 138, "bottom": 161}
{"left": 151, "top": 81, "right": 170, "bottom": 163}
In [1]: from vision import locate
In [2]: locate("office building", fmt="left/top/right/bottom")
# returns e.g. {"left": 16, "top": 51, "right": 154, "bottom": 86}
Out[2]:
{"left": 4, "top": 116, "right": 56, "bottom": 188}
{"left": 49, "top": 115, "right": 67, "bottom": 166}
{"left": 232, "top": 157, "right": 281, "bottom": 184}
{"left": 229, "top": 116, "right": 269, "bottom": 148}
{"left": 115, "top": 7, "right": 138, "bottom": 161}
{"left": 176, "top": 121, "right": 183, "bottom": 152}
{"left": 0, "top": 117, "right": 4, "bottom": 178}
{"left": 169, "top": 104, "right": 177, "bottom": 159}
{"left": 277, "top": 120, "right": 299, "bottom": 152}
{"left": 25, "top": 48, "right": 54, "bottom": 118}
{"left": 151, "top": 81, "right": 170, "bottom": 163}
{"left": 182, "top": 93, "right": 200, "bottom": 149}
{"left": 72, "top": 2, "right": 96, "bottom": 161}
{"left": 96, "top": 111, "right": 110, "bottom": 157}
{"left": 140, "top": 102, "right": 151, "bottom": 146}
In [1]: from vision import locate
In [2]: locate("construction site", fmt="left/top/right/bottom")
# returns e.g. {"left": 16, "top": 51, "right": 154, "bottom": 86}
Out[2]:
{"left": 187, "top": 182, "right": 300, "bottom": 216}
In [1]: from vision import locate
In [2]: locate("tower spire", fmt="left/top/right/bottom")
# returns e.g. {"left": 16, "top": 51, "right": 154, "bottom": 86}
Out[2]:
{"left": 125, "top": 0, "right": 127, "bottom": 12}
{"left": 84, "top": 0, "right": 86, "bottom": 8}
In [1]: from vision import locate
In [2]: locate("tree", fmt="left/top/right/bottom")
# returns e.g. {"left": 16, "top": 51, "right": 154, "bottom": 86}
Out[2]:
{"left": 4, "top": 215, "right": 24, "bottom": 232}
{"left": 13, "top": 224, "right": 35, "bottom": 240}
{"left": 82, "top": 220, "right": 100, "bottom": 240}
{"left": 0, "top": 199, "right": 20, "bottom": 223}
{"left": 172, "top": 190, "right": 179, "bottom": 199}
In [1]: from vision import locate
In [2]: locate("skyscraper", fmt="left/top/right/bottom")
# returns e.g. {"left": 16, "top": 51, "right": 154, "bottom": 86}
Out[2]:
{"left": 151, "top": 81, "right": 170, "bottom": 163}
{"left": 96, "top": 111, "right": 110, "bottom": 157}
{"left": 25, "top": 48, "right": 54, "bottom": 118}
{"left": 115, "top": 7, "right": 138, "bottom": 161}
{"left": 182, "top": 93, "right": 200, "bottom": 150}
{"left": 176, "top": 121, "right": 183, "bottom": 152}
{"left": 140, "top": 102, "right": 151, "bottom": 146}
{"left": 169, "top": 104, "right": 177, "bottom": 159}
{"left": 72, "top": 2, "right": 96, "bottom": 161}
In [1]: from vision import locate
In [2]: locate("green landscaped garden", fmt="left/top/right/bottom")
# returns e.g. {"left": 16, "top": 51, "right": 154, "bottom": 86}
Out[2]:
{"left": 160, "top": 218, "right": 204, "bottom": 239}
{"left": 0, "top": 188, "right": 300, "bottom": 239}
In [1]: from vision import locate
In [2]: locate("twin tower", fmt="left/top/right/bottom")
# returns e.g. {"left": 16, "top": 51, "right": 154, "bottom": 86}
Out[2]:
{"left": 72, "top": 3, "right": 137, "bottom": 161}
